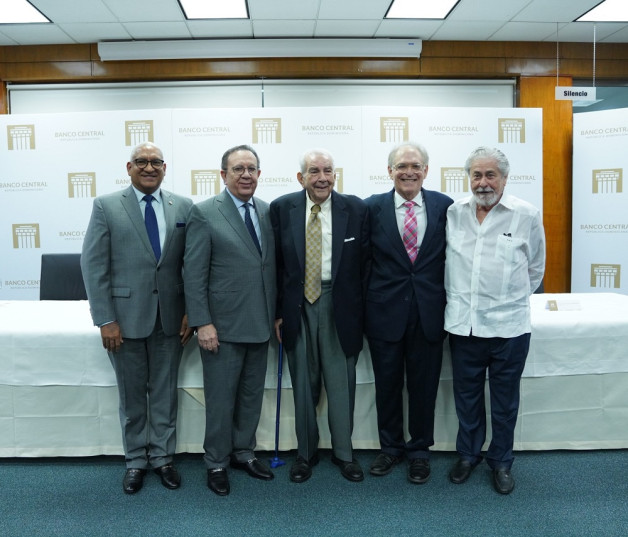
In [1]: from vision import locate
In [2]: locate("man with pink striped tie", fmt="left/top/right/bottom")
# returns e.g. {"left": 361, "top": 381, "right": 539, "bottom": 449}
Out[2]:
{"left": 365, "top": 142, "right": 453, "bottom": 485}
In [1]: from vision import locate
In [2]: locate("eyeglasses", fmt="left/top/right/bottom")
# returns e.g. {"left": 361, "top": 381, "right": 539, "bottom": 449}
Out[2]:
{"left": 133, "top": 158, "right": 165, "bottom": 169}
{"left": 230, "top": 166, "right": 259, "bottom": 176}
{"left": 393, "top": 163, "right": 426, "bottom": 173}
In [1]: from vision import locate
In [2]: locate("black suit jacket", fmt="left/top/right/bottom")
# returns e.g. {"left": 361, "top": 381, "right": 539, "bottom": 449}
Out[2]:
{"left": 270, "top": 190, "right": 370, "bottom": 357}
{"left": 364, "top": 188, "right": 453, "bottom": 343}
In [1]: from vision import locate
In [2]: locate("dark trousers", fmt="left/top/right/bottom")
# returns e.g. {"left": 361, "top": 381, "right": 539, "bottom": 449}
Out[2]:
{"left": 449, "top": 332, "right": 531, "bottom": 470}
{"left": 368, "top": 302, "right": 444, "bottom": 460}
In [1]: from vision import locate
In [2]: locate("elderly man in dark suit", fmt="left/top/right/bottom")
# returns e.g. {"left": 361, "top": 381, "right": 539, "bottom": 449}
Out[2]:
{"left": 81, "top": 142, "right": 193, "bottom": 494}
{"left": 270, "top": 148, "right": 370, "bottom": 483}
{"left": 365, "top": 142, "right": 453, "bottom": 484}
{"left": 184, "top": 144, "right": 277, "bottom": 496}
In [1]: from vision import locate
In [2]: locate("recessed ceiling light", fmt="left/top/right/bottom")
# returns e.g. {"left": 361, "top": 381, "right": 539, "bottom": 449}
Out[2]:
{"left": 385, "top": 0, "right": 459, "bottom": 19}
{"left": 0, "top": 0, "right": 50, "bottom": 24}
{"left": 179, "top": 0, "right": 248, "bottom": 20}
{"left": 577, "top": 0, "right": 628, "bottom": 22}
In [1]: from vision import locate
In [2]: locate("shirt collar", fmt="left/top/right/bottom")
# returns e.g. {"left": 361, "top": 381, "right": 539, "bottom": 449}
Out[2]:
{"left": 225, "top": 187, "right": 254, "bottom": 209}
{"left": 305, "top": 192, "right": 332, "bottom": 214}
{"left": 394, "top": 190, "right": 423, "bottom": 209}
{"left": 133, "top": 186, "right": 161, "bottom": 204}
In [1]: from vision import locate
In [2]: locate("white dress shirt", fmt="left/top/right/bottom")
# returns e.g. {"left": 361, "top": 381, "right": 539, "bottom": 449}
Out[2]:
{"left": 305, "top": 194, "right": 332, "bottom": 281}
{"left": 444, "top": 194, "right": 546, "bottom": 338}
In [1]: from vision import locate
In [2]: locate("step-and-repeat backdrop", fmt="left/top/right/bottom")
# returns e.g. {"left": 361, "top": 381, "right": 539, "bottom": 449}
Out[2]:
{"left": 0, "top": 106, "right": 542, "bottom": 299}
{"left": 573, "top": 108, "right": 628, "bottom": 294}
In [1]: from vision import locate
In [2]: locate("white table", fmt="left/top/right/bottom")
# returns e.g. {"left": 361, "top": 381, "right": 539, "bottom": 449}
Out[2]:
{"left": 1, "top": 293, "right": 627, "bottom": 457}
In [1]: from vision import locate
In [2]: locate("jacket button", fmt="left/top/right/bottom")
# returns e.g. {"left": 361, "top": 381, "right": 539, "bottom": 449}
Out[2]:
{"left": 153, "top": 289, "right": 158, "bottom": 294}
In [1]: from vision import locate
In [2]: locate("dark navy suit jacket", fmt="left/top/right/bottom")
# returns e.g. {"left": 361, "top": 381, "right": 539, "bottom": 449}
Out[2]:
{"left": 364, "top": 188, "right": 453, "bottom": 343}
{"left": 270, "top": 189, "right": 370, "bottom": 357}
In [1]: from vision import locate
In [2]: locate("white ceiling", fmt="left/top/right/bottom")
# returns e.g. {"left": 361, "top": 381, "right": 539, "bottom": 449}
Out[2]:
{"left": 0, "top": 0, "right": 626, "bottom": 47}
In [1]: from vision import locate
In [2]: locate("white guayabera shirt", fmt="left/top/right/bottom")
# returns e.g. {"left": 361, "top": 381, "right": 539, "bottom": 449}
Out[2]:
{"left": 444, "top": 194, "right": 546, "bottom": 338}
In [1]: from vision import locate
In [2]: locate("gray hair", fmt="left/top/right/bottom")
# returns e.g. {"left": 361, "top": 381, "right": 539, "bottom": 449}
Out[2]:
{"left": 299, "top": 148, "right": 335, "bottom": 174}
{"left": 130, "top": 142, "right": 163, "bottom": 161}
{"left": 464, "top": 146, "right": 510, "bottom": 177}
{"left": 387, "top": 142, "right": 429, "bottom": 168}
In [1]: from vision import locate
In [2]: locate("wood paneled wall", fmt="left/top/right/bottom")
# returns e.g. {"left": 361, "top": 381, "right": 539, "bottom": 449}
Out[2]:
{"left": 2, "top": 40, "right": 627, "bottom": 292}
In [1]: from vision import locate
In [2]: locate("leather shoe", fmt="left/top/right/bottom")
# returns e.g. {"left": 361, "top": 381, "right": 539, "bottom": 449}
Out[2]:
{"left": 122, "top": 468, "right": 146, "bottom": 494}
{"left": 407, "top": 458, "right": 430, "bottom": 484}
{"left": 290, "top": 454, "right": 319, "bottom": 483}
{"left": 370, "top": 452, "right": 401, "bottom": 476}
{"left": 231, "top": 458, "right": 274, "bottom": 481}
{"left": 331, "top": 455, "right": 364, "bottom": 482}
{"left": 154, "top": 464, "right": 181, "bottom": 489}
{"left": 492, "top": 468, "right": 515, "bottom": 494}
{"left": 207, "top": 468, "right": 230, "bottom": 496}
{"left": 449, "top": 458, "right": 479, "bottom": 485}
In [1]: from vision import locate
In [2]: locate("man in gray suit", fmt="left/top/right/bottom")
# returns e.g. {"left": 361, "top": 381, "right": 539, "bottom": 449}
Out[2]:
{"left": 81, "top": 142, "right": 193, "bottom": 494}
{"left": 184, "top": 144, "right": 277, "bottom": 497}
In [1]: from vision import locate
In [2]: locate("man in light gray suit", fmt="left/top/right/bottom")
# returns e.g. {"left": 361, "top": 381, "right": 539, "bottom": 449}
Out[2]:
{"left": 184, "top": 144, "right": 277, "bottom": 497}
{"left": 81, "top": 142, "right": 193, "bottom": 494}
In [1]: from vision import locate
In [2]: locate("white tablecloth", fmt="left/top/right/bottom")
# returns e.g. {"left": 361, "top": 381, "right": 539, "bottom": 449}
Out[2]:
{"left": 1, "top": 293, "right": 627, "bottom": 456}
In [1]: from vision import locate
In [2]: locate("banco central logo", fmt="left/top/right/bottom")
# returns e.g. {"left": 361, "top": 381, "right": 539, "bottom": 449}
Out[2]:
{"left": 334, "top": 168, "right": 344, "bottom": 194}
{"left": 380, "top": 117, "right": 409, "bottom": 143}
{"left": 252, "top": 118, "right": 282, "bottom": 144}
{"left": 592, "top": 168, "right": 623, "bottom": 194}
{"left": 12, "top": 223, "right": 40, "bottom": 249}
{"left": 125, "top": 120, "right": 154, "bottom": 146}
{"left": 590, "top": 264, "right": 621, "bottom": 288}
{"left": 68, "top": 172, "right": 96, "bottom": 198}
{"left": 7, "top": 124, "right": 36, "bottom": 150}
{"left": 191, "top": 170, "right": 222, "bottom": 197}
{"left": 441, "top": 167, "right": 468, "bottom": 193}
{"left": 498, "top": 118, "right": 526, "bottom": 144}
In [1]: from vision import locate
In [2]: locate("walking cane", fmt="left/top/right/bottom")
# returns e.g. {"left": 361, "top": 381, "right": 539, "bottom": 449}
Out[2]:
{"left": 270, "top": 331, "right": 286, "bottom": 468}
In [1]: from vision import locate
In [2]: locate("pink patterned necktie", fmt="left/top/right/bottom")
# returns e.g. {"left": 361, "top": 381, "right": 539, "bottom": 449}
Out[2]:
{"left": 402, "top": 201, "right": 418, "bottom": 262}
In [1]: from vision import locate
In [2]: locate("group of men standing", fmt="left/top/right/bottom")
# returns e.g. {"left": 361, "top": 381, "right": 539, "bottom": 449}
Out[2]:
{"left": 80, "top": 139, "right": 545, "bottom": 497}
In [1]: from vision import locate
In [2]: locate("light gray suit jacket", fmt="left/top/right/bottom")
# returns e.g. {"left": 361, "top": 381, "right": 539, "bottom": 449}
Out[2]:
{"left": 184, "top": 188, "right": 276, "bottom": 343}
{"left": 81, "top": 186, "right": 193, "bottom": 338}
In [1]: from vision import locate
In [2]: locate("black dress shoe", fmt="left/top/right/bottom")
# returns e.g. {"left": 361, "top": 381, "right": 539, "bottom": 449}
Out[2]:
{"left": 407, "top": 458, "right": 430, "bottom": 484}
{"left": 370, "top": 452, "right": 401, "bottom": 476}
{"left": 122, "top": 468, "right": 146, "bottom": 494}
{"left": 231, "top": 458, "right": 274, "bottom": 481}
{"left": 154, "top": 464, "right": 181, "bottom": 489}
{"left": 331, "top": 455, "right": 364, "bottom": 482}
{"left": 290, "top": 454, "right": 319, "bottom": 483}
{"left": 492, "top": 468, "right": 515, "bottom": 494}
{"left": 207, "top": 468, "right": 230, "bottom": 496}
{"left": 449, "top": 458, "right": 479, "bottom": 485}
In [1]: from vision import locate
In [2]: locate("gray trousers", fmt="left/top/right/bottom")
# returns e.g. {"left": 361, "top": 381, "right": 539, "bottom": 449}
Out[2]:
{"left": 288, "top": 282, "right": 357, "bottom": 462}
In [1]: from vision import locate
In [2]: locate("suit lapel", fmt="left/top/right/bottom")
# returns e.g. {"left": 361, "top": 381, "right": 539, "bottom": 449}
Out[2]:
{"left": 121, "top": 186, "right": 155, "bottom": 259}
{"left": 330, "top": 191, "right": 348, "bottom": 282}
{"left": 290, "top": 192, "right": 307, "bottom": 273}
{"left": 378, "top": 189, "right": 411, "bottom": 265}
{"left": 419, "top": 189, "right": 438, "bottom": 259}
{"left": 217, "top": 189, "right": 260, "bottom": 258}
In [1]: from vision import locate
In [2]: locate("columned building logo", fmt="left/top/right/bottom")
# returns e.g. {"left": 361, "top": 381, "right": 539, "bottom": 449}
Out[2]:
{"left": 441, "top": 167, "right": 468, "bottom": 193}
{"left": 12, "top": 223, "right": 40, "bottom": 248}
{"left": 191, "top": 170, "right": 222, "bottom": 197}
{"left": 592, "top": 168, "right": 623, "bottom": 194}
{"left": 380, "top": 117, "right": 409, "bottom": 143}
{"left": 590, "top": 264, "right": 621, "bottom": 288}
{"left": 498, "top": 118, "right": 526, "bottom": 143}
{"left": 68, "top": 173, "right": 96, "bottom": 198}
{"left": 125, "top": 120, "right": 154, "bottom": 146}
{"left": 252, "top": 118, "right": 282, "bottom": 144}
{"left": 7, "top": 125, "right": 36, "bottom": 150}
{"left": 335, "top": 168, "right": 344, "bottom": 194}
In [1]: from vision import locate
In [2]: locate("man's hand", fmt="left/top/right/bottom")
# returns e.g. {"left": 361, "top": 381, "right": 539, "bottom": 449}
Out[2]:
{"left": 274, "top": 318, "right": 283, "bottom": 343}
{"left": 179, "top": 314, "right": 194, "bottom": 346}
{"left": 100, "top": 322, "right": 123, "bottom": 352}
{"left": 197, "top": 323, "right": 219, "bottom": 353}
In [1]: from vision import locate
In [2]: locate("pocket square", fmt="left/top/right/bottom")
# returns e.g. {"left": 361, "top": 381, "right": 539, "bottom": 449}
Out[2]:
{"left": 176, "top": 222, "right": 186, "bottom": 228}
{"left": 344, "top": 237, "right": 355, "bottom": 242}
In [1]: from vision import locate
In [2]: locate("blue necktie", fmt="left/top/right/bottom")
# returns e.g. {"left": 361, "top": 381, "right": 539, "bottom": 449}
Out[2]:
{"left": 243, "top": 202, "right": 261, "bottom": 255}
{"left": 143, "top": 194, "right": 161, "bottom": 260}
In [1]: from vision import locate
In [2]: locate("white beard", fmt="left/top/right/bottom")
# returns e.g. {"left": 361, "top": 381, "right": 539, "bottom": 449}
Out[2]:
{"left": 473, "top": 189, "right": 499, "bottom": 208}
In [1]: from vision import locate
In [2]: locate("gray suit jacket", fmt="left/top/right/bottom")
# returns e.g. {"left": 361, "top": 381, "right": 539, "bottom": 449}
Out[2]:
{"left": 81, "top": 186, "right": 193, "bottom": 338}
{"left": 184, "top": 188, "right": 276, "bottom": 343}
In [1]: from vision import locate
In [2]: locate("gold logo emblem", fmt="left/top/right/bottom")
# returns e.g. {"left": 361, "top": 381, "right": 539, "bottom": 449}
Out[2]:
{"left": 7, "top": 124, "right": 36, "bottom": 150}
{"left": 441, "top": 167, "right": 468, "bottom": 193}
{"left": 590, "top": 264, "right": 621, "bottom": 288}
{"left": 125, "top": 120, "right": 154, "bottom": 146}
{"left": 498, "top": 118, "right": 526, "bottom": 143}
{"left": 592, "top": 169, "right": 623, "bottom": 194}
{"left": 12, "top": 223, "right": 40, "bottom": 249}
{"left": 380, "top": 117, "right": 409, "bottom": 143}
{"left": 252, "top": 118, "right": 282, "bottom": 144}
{"left": 68, "top": 173, "right": 96, "bottom": 198}
{"left": 334, "top": 168, "right": 344, "bottom": 194}
{"left": 191, "top": 170, "right": 222, "bottom": 197}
